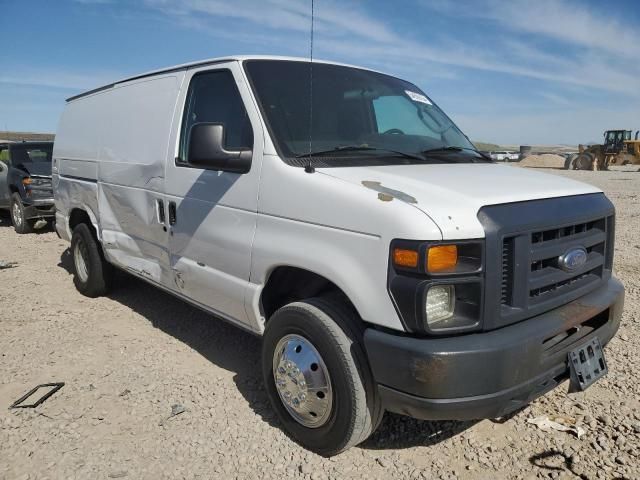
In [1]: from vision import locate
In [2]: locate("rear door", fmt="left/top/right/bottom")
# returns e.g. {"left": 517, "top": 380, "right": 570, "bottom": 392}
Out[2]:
{"left": 0, "top": 145, "right": 10, "bottom": 207}
{"left": 164, "top": 61, "right": 264, "bottom": 328}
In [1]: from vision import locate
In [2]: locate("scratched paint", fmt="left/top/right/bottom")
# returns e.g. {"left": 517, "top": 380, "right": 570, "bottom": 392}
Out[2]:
{"left": 361, "top": 180, "right": 417, "bottom": 204}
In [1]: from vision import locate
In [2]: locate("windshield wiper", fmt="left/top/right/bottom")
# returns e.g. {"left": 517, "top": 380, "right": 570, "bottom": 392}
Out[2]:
{"left": 421, "top": 146, "right": 492, "bottom": 162}
{"left": 295, "top": 145, "right": 425, "bottom": 161}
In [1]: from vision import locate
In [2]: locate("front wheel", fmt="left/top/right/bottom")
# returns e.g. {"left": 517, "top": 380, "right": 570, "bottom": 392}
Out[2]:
{"left": 10, "top": 193, "right": 33, "bottom": 234}
{"left": 262, "top": 297, "right": 383, "bottom": 456}
{"left": 575, "top": 152, "right": 595, "bottom": 170}
{"left": 70, "top": 223, "right": 113, "bottom": 297}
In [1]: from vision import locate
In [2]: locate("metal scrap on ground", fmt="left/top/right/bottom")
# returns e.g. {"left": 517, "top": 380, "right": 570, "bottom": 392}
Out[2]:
{"left": 527, "top": 415, "right": 586, "bottom": 439}
{"left": 9, "top": 383, "right": 65, "bottom": 409}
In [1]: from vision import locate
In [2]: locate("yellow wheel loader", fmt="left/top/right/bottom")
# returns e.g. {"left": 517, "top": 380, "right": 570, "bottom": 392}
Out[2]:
{"left": 565, "top": 130, "right": 640, "bottom": 171}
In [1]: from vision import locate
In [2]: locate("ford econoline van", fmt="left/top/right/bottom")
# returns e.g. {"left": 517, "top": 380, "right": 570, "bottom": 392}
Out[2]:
{"left": 53, "top": 56, "right": 624, "bottom": 455}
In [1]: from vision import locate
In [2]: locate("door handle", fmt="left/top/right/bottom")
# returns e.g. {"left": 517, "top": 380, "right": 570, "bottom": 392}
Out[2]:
{"left": 168, "top": 201, "right": 177, "bottom": 225}
{"left": 157, "top": 199, "right": 166, "bottom": 224}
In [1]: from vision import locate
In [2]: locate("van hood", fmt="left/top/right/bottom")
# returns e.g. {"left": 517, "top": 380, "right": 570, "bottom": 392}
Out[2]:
{"left": 14, "top": 162, "right": 52, "bottom": 178}
{"left": 317, "top": 163, "right": 601, "bottom": 239}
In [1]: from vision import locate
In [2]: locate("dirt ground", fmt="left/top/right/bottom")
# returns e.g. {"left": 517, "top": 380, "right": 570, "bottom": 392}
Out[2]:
{"left": 1, "top": 166, "right": 639, "bottom": 480}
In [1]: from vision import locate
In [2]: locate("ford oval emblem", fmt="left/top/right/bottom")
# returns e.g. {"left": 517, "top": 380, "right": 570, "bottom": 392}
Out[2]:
{"left": 558, "top": 247, "right": 588, "bottom": 272}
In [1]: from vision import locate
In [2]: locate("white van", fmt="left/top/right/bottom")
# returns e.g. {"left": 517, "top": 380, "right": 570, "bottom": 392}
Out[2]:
{"left": 53, "top": 56, "right": 624, "bottom": 455}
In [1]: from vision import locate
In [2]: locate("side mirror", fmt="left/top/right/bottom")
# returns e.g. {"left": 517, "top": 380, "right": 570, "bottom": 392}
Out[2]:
{"left": 187, "top": 123, "right": 252, "bottom": 174}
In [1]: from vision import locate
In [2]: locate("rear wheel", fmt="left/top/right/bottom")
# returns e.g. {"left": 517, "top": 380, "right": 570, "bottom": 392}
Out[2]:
{"left": 563, "top": 154, "right": 577, "bottom": 170}
{"left": 70, "top": 223, "right": 113, "bottom": 297}
{"left": 262, "top": 296, "right": 383, "bottom": 456}
{"left": 10, "top": 193, "right": 33, "bottom": 234}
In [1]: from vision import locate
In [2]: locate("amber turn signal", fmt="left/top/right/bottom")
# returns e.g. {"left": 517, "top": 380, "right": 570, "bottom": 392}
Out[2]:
{"left": 393, "top": 248, "right": 419, "bottom": 268}
{"left": 427, "top": 245, "right": 458, "bottom": 272}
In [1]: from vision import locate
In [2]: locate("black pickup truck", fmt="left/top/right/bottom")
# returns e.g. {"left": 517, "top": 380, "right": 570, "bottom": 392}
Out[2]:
{"left": 0, "top": 141, "right": 55, "bottom": 233}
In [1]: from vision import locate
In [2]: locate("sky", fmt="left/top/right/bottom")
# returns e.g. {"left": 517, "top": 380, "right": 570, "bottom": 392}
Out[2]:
{"left": 1, "top": 0, "right": 639, "bottom": 146}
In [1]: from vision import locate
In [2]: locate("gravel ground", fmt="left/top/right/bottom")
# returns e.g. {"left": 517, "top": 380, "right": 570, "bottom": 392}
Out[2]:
{"left": 1, "top": 166, "right": 639, "bottom": 480}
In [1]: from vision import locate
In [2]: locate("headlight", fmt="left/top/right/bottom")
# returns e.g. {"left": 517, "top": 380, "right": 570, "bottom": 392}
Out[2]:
{"left": 22, "top": 177, "right": 47, "bottom": 187}
{"left": 389, "top": 239, "right": 484, "bottom": 334}
{"left": 424, "top": 282, "right": 481, "bottom": 332}
{"left": 426, "top": 285, "right": 455, "bottom": 325}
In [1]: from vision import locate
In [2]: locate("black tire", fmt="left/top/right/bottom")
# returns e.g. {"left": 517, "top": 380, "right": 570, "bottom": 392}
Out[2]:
{"left": 262, "top": 296, "right": 383, "bottom": 456}
{"left": 575, "top": 152, "right": 595, "bottom": 170}
{"left": 10, "top": 193, "right": 34, "bottom": 234}
{"left": 563, "top": 154, "right": 577, "bottom": 170}
{"left": 70, "top": 223, "right": 113, "bottom": 297}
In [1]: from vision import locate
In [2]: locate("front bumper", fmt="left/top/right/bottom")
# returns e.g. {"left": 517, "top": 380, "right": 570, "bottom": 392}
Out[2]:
{"left": 364, "top": 277, "right": 624, "bottom": 420}
{"left": 23, "top": 197, "right": 55, "bottom": 219}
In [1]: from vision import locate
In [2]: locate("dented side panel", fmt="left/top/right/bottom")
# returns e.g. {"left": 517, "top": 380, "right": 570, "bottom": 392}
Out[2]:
{"left": 95, "top": 74, "right": 181, "bottom": 283}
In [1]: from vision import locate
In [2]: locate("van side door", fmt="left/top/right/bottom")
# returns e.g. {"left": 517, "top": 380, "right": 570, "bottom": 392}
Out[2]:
{"left": 0, "top": 145, "right": 9, "bottom": 207}
{"left": 164, "top": 62, "right": 264, "bottom": 329}
{"left": 94, "top": 74, "right": 181, "bottom": 285}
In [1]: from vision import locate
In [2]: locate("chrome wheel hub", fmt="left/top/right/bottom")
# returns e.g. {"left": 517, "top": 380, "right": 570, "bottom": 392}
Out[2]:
{"left": 12, "top": 203, "right": 22, "bottom": 227}
{"left": 74, "top": 238, "right": 89, "bottom": 283}
{"left": 272, "top": 334, "right": 332, "bottom": 428}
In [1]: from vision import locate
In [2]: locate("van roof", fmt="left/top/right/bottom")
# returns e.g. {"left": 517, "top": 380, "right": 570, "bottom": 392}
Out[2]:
{"left": 66, "top": 55, "right": 378, "bottom": 103}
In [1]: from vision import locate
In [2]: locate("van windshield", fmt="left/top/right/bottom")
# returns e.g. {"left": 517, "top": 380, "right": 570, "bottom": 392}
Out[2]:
{"left": 244, "top": 60, "right": 478, "bottom": 167}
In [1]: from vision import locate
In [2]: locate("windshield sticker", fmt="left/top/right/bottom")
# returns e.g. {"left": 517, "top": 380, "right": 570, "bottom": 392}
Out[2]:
{"left": 405, "top": 90, "right": 432, "bottom": 105}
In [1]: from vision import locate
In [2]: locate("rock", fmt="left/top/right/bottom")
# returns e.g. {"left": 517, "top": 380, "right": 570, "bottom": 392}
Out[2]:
{"left": 170, "top": 404, "right": 186, "bottom": 417}
{"left": 598, "top": 415, "right": 613, "bottom": 427}
{"left": 108, "top": 472, "right": 127, "bottom": 478}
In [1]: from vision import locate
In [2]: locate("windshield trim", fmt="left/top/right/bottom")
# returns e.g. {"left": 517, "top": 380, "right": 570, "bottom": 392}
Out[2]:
{"left": 242, "top": 59, "right": 473, "bottom": 168}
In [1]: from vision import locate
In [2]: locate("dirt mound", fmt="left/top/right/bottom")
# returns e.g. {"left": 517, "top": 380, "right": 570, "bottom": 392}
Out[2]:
{"left": 518, "top": 153, "right": 566, "bottom": 168}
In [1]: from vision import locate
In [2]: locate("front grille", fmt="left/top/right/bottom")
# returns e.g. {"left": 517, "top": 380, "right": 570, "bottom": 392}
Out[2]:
{"left": 528, "top": 217, "right": 607, "bottom": 301}
{"left": 29, "top": 176, "right": 53, "bottom": 198}
{"left": 32, "top": 177, "right": 52, "bottom": 188}
{"left": 501, "top": 216, "right": 611, "bottom": 306}
{"left": 478, "top": 194, "right": 615, "bottom": 330}
{"left": 501, "top": 237, "right": 514, "bottom": 304}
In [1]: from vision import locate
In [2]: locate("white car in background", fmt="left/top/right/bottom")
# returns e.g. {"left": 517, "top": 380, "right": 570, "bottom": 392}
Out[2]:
{"left": 490, "top": 151, "right": 519, "bottom": 161}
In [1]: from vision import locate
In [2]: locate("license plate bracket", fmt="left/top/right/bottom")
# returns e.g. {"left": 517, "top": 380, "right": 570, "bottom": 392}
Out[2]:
{"left": 568, "top": 337, "right": 607, "bottom": 392}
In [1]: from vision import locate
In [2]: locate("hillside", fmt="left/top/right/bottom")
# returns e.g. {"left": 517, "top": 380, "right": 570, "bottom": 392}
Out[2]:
{"left": 0, "top": 131, "right": 55, "bottom": 142}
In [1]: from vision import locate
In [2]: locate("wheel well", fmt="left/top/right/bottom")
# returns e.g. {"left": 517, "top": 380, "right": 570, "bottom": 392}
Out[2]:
{"left": 261, "top": 266, "right": 357, "bottom": 320}
{"left": 69, "top": 209, "right": 93, "bottom": 232}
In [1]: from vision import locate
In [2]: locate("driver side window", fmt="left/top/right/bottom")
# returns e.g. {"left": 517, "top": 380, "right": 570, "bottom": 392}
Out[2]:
{"left": 178, "top": 69, "right": 253, "bottom": 163}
